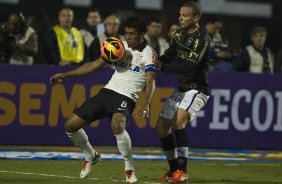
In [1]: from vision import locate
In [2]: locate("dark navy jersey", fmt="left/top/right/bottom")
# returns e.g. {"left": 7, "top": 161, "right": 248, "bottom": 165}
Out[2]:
{"left": 160, "top": 27, "right": 211, "bottom": 95}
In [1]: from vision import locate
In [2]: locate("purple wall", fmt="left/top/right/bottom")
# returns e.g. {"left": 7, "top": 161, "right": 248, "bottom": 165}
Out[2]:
{"left": 0, "top": 64, "right": 281, "bottom": 149}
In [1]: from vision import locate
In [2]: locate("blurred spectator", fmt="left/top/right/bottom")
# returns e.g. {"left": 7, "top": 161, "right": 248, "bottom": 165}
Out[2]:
{"left": 275, "top": 48, "right": 282, "bottom": 73}
{"left": 205, "top": 15, "right": 236, "bottom": 71}
{"left": 144, "top": 16, "right": 168, "bottom": 56}
{"left": 80, "top": 8, "right": 101, "bottom": 38}
{"left": 44, "top": 7, "right": 87, "bottom": 66}
{"left": 1, "top": 13, "right": 38, "bottom": 65}
{"left": 0, "top": 22, "right": 12, "bottom": 63}
{"left": 90, "top": 14, "right": 121, "bottom": 61}
{"left": 167, "top": 23, "right": 180, "bottom": 43}
{"left": 80, "top": 8, "right": 102, "bottom": 61}
{"left": 238, "top": 26, "right": 274, "bottom": 73}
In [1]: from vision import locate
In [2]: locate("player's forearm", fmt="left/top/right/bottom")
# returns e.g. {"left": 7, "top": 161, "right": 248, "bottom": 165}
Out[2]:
{"left": 143, "top": 83, "right": 155, "bottom": 106}
{"left": 65, "top": 59, "right": 104, "bottom": 78}
{"left": 143, "top": 75, "right": 156, "bottom": 105}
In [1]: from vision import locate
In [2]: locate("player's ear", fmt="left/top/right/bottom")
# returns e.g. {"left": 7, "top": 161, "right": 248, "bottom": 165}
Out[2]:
{"left": 138, "top": 31, "right": 145, "bottom": 39}
{"left": 194, "top": 15, "right": 200, "bottom": 23}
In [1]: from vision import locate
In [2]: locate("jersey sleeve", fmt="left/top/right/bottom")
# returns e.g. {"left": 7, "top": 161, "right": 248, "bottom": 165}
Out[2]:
{"left": 164, "top": 35, "right": 178, "bottom": 57}
{"left": 159, "top": 32, "right": 178, "bottom": 64}
{"left": 144, "top": 48, "right": 159, "bottom": 72}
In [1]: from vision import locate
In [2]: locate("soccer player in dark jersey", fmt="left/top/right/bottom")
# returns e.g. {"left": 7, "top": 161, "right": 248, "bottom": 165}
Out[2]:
{"left": 154, "top": 1, "right": 210, "bottom": 183}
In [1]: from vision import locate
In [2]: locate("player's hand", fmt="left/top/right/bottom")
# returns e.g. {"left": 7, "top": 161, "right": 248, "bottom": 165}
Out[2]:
{"left": 134, "top": 103, "right": 150, "bottom": 119}
{"left": 49, "top": 73, "right": 67, "bottom": 86}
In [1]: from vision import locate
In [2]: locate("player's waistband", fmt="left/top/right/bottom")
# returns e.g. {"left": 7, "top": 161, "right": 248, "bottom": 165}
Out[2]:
{"left": 178, "top": 83, "right": 210, "bottom": 96}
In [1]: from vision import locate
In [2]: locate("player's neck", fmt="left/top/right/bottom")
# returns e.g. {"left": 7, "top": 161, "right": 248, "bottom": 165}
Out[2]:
{"left": 187, "top": 24, "right": 199, "bottom": 34}
{"left": 132, "top": 39, "right": 146, "bottom": 52}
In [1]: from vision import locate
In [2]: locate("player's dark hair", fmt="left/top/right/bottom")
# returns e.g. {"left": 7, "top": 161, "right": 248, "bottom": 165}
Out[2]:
{"left": 181, "top": 1, "right": 202, "bottom": 17}
{"left": 124, "top": 16, "right": 146, "bottom": 33}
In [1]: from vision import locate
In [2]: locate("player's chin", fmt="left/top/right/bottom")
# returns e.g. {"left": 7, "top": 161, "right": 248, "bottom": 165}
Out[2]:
{"left": 179, "top": 24, "right": 185, "bottom": 28}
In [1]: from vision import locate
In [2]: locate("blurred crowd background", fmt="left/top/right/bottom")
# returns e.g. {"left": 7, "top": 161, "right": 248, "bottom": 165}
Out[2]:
{"left": 0, "top": 0, "right": 282, "bottom": 73}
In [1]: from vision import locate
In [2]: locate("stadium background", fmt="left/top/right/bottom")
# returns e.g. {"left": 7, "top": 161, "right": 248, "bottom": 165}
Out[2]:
{"left": 0, "top": 0, "right": 282, "bottom": 64}
{"left": 1, "top": 1, "right": 282, "bottom": 184}
{"left": 0, "top": 0, "right": 282, "bottom": 149}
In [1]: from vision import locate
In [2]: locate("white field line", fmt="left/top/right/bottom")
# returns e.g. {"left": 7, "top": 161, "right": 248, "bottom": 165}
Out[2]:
{"left": 0, "top": 170, "right": 162, "bottom": 184}
{"left": 203, "top": 163, "right": 281, "bottom": 167}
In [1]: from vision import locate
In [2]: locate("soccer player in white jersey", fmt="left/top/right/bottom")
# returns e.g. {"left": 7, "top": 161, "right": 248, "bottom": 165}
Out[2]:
{"left": 49, "top": 16, "right": 158, "bottom": 183}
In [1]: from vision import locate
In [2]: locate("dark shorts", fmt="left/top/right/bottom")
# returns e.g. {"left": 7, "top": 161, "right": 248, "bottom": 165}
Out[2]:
{"left": 74, "top": 88, "right": 135, "bottom": 123}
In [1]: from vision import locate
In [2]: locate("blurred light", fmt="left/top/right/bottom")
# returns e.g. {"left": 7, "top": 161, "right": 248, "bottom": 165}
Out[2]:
{"left": 0, "top": 0, "right": 19, "bottom": 4}
{"left": 135, "top": 0, "right": 163, "bottom": 10}
{"left": 200, "top": 0, "right": 272, "bottom": 18}
{"left": 63, "top": 0, "right": 91, "bottom": 7}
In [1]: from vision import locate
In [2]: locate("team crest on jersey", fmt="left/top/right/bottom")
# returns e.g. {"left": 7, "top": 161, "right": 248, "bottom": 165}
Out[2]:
{"left": 187, "top": 38, "right": 193, "bottom": 46}
{"left": 175, "top": 32, "right": 182, "bottom": 42}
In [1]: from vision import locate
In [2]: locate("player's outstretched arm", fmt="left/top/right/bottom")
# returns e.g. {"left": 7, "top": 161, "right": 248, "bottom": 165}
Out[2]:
{"left": 49, "top": 58, "right": 107, "bottom": 86}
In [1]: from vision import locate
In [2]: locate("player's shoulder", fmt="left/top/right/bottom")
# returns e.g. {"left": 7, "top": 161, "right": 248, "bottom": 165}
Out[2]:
{"left": 142, "top": 44, "right": 156, "bottom": 59}
{"left": 197, "top": 27, "right": 211, "bottom": 42}
{"left": 144, "top": 44, "right": 154, "bottom": 53}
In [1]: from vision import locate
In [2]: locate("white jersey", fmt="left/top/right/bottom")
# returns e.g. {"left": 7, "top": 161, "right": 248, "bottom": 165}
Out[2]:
{"left": 104, "top": 41, "right": 158, "bottom": 102}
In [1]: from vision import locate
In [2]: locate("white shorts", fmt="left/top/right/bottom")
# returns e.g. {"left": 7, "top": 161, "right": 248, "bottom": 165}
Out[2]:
{"left": 160, "top": 89, "right": 209, "bottom": 122}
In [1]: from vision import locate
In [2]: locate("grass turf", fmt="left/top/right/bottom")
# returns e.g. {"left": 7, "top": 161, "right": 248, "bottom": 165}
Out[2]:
{"left": 0, "top": 159, "right": 282, "bottom": 184}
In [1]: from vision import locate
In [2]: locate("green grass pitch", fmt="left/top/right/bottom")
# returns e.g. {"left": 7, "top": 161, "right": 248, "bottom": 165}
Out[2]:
{"left": 0, "top": 159, "right": 282, "bottom": 184}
